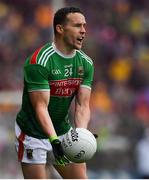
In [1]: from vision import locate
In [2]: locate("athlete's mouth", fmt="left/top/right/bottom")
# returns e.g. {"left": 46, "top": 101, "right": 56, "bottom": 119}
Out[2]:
{"left": 77, "top": 37, "right": 84, "bottom": 43}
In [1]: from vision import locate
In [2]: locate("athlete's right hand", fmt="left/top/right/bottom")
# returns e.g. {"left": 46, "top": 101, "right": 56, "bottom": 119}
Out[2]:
{"left": 50, "top": 137, "right": 69, "bottom": 166}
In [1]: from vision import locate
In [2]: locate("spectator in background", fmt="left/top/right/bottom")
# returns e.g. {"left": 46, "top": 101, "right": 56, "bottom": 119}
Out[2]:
{"left": 135, "top": 128, "right": 149, "bottom": 179}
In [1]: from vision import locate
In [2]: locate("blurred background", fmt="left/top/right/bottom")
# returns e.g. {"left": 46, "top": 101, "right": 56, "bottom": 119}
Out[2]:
{"left": 0, "top": 0, "right": 149, "bottom": 178}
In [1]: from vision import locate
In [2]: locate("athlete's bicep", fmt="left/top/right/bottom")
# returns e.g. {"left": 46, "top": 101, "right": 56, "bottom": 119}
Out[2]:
{"left": 24, "top": 64, "right": 50, "bottom": 91}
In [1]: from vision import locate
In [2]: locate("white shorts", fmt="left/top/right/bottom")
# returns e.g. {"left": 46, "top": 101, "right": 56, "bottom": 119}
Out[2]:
{"left": 15, "top": 121, "right": 69, "bottom": 164}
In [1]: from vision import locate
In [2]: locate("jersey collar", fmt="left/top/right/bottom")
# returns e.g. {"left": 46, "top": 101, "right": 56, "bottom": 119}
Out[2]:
{"left": 52, "top": 42, "right": 76, "bottom": 58}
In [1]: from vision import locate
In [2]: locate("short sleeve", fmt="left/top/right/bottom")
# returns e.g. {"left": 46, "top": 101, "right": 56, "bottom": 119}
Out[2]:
{"left": 24, "top": 64, "right": 50, "bottom": 92}
{"left": 81, "top": 62, "right": 94, "bottom": 89}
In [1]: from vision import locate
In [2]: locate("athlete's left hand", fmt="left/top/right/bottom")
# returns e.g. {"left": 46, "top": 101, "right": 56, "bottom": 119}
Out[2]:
{"left": 51, "top": 139, "right": 69, "bottom": 166}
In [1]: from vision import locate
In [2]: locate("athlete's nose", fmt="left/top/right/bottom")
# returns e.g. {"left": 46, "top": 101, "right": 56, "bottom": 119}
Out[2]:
{"left": 80, "top": 25, "right": 86, "bottom": 34}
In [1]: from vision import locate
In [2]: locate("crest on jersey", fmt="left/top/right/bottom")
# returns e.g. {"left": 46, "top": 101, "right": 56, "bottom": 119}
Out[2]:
{"left": 26, "top": 149, "right": 33, "bottom": 159}
{"left": 78, "top": 66, "right": 84, "bottom": 76}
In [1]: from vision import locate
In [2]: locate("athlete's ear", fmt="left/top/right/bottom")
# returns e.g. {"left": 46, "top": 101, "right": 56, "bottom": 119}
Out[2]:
{"left": 56, "top": 24, "right": 64, "bottom": 34}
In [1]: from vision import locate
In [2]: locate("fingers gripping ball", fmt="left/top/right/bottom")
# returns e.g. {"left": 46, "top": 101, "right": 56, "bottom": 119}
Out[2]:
{"left": 61, "top": 128, "right": 97, "bottom": 163}
{"left": 49, "top": 136, "right": 69, "bottom": 166}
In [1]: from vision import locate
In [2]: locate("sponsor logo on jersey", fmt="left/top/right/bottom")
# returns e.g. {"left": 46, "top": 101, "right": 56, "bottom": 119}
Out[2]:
{"left": 49, "top": 78, "right": 82, "bottom": 97}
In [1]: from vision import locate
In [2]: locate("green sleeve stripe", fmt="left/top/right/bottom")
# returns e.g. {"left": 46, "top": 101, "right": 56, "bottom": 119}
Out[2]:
{"left": 79, "top": 50, "right": 93, "bottom": 62}
{"left": 42, "top": 51, "right": 55, "bottom": 67}
{"left": 37, "top": 45, "right": 53, "bottom": 64}
{"left": 77, "top": 50, "right": 93, "bottom": 65}
{"left": 37, "top": 45, "right": 55, "bottom": 66}
{"left": 80, "top": 50, "right": 93, "bottom": 63}
{"left": 84, "top": 57, "right": 93, "bottom": 65}
{"left": 37, "top": 49, "right": 55, "bottom": 67}
{"left": 38, "top": 49, "right": 55, "bottom": 66}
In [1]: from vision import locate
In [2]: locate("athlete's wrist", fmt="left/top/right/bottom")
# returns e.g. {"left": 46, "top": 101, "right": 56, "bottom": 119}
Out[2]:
{"left": 49, "top": 135, "right": 58, "bottom": 143}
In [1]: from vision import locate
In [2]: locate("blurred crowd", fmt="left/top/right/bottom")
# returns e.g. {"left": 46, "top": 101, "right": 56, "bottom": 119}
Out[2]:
{"left": 0, "top": 0, "right": 53, "bottom": 89}
{"left": 0, "top": 0, "right": 149, "bottom": 178}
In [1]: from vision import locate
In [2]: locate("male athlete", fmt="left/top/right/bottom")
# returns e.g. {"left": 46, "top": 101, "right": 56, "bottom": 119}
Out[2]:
{"left": 15, "top": 7, "right": 94, "bottom": 179}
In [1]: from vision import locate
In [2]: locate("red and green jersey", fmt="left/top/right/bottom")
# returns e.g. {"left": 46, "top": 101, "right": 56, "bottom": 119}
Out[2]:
{"left": 16, "top": 42, "right": 94, "bottom": 139}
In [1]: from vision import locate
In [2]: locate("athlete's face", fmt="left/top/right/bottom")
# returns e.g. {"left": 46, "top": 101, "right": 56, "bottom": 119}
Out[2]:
{"left": 62, "top": 13, "right": 86, "bottom": 50}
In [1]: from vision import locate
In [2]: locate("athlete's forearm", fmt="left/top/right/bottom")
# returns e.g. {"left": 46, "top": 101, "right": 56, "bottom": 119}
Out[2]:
{"left": 29, "top": 91, "right": 57, "bottom": 138}
{"left": 74, "top": 87, "right": 91, "bottom": 129}
{"left": 35, "top": 105, "right": 57, "bottom": 137}
{"left": 74, "top": 105, "right": 90, "bottom": 129}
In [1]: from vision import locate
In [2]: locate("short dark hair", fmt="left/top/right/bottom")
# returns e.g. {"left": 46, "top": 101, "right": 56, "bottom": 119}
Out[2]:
{"left": 53, "top": 7, "right": 84, "bottom": 35}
